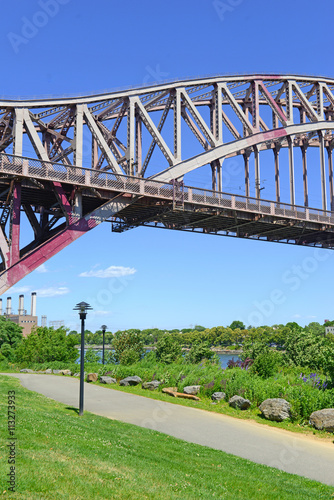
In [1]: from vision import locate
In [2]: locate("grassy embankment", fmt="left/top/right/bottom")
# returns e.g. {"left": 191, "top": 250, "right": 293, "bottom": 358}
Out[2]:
{"left": 1, "top": 375, "right": 334, "bottom": 499}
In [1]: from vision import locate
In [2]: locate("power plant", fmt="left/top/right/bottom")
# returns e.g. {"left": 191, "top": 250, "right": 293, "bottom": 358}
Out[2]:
{"left": 1, "top": 292, "right": 38, "bottom": 337}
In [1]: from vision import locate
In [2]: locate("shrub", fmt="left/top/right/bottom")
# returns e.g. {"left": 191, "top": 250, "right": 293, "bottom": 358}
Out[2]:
{"left": 84, "top": 348, "right": 101, "bottom": 364}
{"left": 155, "top": 336, "right": 182, "bottom": 364}
{"left": 112, "top": 330, "right": 144, "bottom": 364}
{"left": 251, "top": 350, "right": 283, "bottom": 379}
{"left": 184, "top": 342, "right": 214, "bottom": 364}
{"left": 15, "top": 327, "right": 78, "bottom": 364}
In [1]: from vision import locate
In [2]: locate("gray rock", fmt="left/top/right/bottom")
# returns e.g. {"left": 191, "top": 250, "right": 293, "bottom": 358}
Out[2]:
{"left": 183, "top": 385, "right": 201, "bottom": 395}
{"left": 142, "top": 380, "right": 161, "bottom": 390}
{"left": 100, "top": 376, "right": 116, "bottom": 384}
{"left": 52, "top": 369, "right": 62, "bottom": 374}
{"left": 211, "top": 392, "right": 226, "bottom": 401}
{"left": 259, "top": 398, "right": 291, "bottom": 422}
{"left": 309, "top": 409, "right": 334, "bottom": 432}
{"left": 119, "top": 376, "right": 142, "bottom": 386}
{"left": 20, "top": 368, "right": 34, "bottom": 373}
{"left": 87, "top": 373, "right": 98, "bottom": 383}
{"left": 229, "top": 395, "right": 251, "bottom": 410}
{"left": 45, "top": 369, "right": 52, "bottom": 374}
{"left": 61, "top": 369, "right": 72, "bottom": 376}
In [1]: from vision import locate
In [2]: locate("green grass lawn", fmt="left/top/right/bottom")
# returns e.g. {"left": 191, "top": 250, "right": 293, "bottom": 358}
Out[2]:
{"left": 1, "top": 375, "right": 334, "bottom": 499}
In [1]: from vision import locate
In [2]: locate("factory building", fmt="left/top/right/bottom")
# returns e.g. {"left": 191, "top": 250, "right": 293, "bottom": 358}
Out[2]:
{"left": 1, "top": 293, "right": 38, "bottom": 337}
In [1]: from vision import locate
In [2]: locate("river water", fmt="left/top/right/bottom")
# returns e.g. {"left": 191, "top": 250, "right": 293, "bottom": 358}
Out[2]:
{"left": 77, "top": 349, "right": 240, "bottom": 368}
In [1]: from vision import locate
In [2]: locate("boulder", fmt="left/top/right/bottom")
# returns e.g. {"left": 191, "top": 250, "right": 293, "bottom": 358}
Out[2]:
{"left": 20, "top": 369, "right": 34, "bottom": 373}
{"left": 142, "top": 380, "right": 161, "bottom": 390}
{"left": 52, "top": 369, "right": 62, "bottom": 374}
{"left": 259, "top": 398, "right": 291, "bottom": 422}
{"left": 100, "top": 376, "right": 116, "bottom": 384}
{"left": 45, "top": 369, "right": 52, "bottom": 374}
{"left": 229, "top": 395, "right": 251, "bottom": 410}
{"left": 309, "top": 409, "right": 334, "bottom": 432}
{"left": 183, "top": 385, "right": 201, "bottom": 395}
{"left": 211, "top": 392, "right": 226, "bottom": 402}
{"left": 119, "top": 376, "right": 142, "bottom": 386}
{"left": 87, "top": 373, "right": 98, "bottom": 383}
{"left": 61, "top": 369, "right": 72, "bottom": 376}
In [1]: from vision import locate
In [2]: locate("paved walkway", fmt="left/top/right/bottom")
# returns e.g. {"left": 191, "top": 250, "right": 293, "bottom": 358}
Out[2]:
{"left": 3, "top": 373, "right": 334, "bottom": 486}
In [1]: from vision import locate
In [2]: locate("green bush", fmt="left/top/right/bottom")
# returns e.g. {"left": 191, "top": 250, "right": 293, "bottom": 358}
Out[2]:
{"left": 84, "top": 348, "right": 101, "bottom": 364}
{"left": 184, "top": 342, "right": 214, "bottom": 364}
{"left": 251, "top": 350, "right": 283, "bottom": 379}
{"left": 112, "top": 330, "right": 144, "bottom": 364}
{"left": 15, "top": 327, "right": 78, "bottom": 364}
{"left": 155, "top": 335, "right": 182, "bottom": 364}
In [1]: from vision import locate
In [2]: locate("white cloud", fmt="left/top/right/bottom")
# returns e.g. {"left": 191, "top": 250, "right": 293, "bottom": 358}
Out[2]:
{"left": 35, "top": 286, "right": 70, "bottom": 298}
{"left": 292, "top": 314, "right": 301, "bottom": 318}
{"left": 79, "top": 265, "right": 136, "bottom": 278}
{"left": 94, "top": 310, "right": 110, "bottom": 316}
{"left": 36, "top": 264, "right": 48, "bottom": 274}
{"left": 8, "top": 285, "right": 31, "bottom": 294}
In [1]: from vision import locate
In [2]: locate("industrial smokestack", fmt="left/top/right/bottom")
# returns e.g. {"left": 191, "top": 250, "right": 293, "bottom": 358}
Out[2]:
{"left": 6, "top": 297, "right": 12, "bottom": 315}
{"left": 0, "top": 298, "right": 2, "bottom": 315}
{"left": 31, "top": 292, "right": 36, "bottom": 317}
{"left": 18, "top": 295, "right": 24, "bottom": 315}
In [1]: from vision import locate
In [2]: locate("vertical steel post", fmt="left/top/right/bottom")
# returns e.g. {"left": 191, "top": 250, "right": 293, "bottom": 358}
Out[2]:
{"left": 244, "top": 152, "right": 250, "bottom": 198}
{"left": 327, "top": 147, "right": 334, "bottom": 211}
{"left": 254, "top": 147, "right": 260, "bottom": 198}
{"left": 301, "top": 144, "right": 309, "bottom": 207}
{"left": 288, "top": 136, "right": 295, "bottom": 206}
{"left": 319, "top": 131, "right": 327, "bottom": 211}
{"left": 274, "top": 147, "right": 280, "bottom": 203}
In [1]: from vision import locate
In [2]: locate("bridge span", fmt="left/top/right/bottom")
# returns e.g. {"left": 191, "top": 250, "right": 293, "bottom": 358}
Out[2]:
{"left": 1, "top": 74, "right": 334, "bottom": 292}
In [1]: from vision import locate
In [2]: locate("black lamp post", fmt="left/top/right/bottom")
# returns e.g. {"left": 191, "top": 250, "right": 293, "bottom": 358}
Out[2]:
{"left": 73, "top": 301, "right": 92, "bottom": 416}
{"left": 101, "top": 325, "right": 107, "bottom": 365}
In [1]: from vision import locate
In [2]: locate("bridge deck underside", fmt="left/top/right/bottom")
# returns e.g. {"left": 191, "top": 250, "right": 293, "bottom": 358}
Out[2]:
{"left": 112, "top": 200, "right": 334, "bottom": 248}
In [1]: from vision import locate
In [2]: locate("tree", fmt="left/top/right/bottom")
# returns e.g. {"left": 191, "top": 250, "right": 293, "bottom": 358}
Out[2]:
{"left": 84, "top": 348, "right": 101, "bottom": 364}
{"left": 155, "top": 335, "right": 182, "bottom": 364}
{"left": 15, "top": 327, "right": 78, "bottom": 364}
{"left": 112, "top": 330, "right": 144, "bottom": 365}
{"left": 0, "top": 316, "right": 23, "bottom": 348}
{"left": 229, "top": 320, "right": 245, "bottom": 331}
{"left": 184, "top": 341, "right": 214, "bottom": 364}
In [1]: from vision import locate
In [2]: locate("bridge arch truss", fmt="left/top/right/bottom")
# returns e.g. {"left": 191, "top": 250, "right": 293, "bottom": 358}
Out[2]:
{"left": 1, "top": 74, "right": 334, "bottom": 292}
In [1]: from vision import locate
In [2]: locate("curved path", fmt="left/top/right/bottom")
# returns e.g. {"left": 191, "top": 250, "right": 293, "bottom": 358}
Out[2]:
{"left": 3, "top": 373, "right": 334, "bottom": 486}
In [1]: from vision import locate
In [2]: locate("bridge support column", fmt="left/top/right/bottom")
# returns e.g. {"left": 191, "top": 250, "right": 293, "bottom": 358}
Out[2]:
{"left": 327, "top": 146, "right": 334, "bottom": 211}
{"left": 243, "top": 152, "right": 250, "bottom": 198}
{"left": 274, "top": 146, "right": 280, "bottom": 203}
{"left": 318, "top": 131, "right": 327, "bottom": 211}
{"left": 301, "top": 143, "right": 309, "bottom": 207}
{"left": 254, "top": 147, "right": 260, "bottom": 198}
{"left": 287, "top": 136, "right": 295, "bottom": 206}
{"left": 9, "top": 182, "right": 21, "bottom": 267}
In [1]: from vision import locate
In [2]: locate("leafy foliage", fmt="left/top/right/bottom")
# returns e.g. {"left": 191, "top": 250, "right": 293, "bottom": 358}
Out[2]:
{"left": 84, "top": 348, "right": 101, "bottom": 364}
{"left": 15, "top": 327, "right": 78, "bottom": 364}
{"left": 155, "top": 335, "right": 182, "bottom": 364}
{"left": 112, "top": 329, "right": 144, "bottom": 365}
{"left": 184, "top": 341, "right": 214, "bottom": 364}
{"left": 0, "top": 316, "right": 23, "bottom": 348}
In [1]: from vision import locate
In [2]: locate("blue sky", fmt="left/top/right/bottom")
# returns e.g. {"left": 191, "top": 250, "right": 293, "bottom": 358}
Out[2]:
{"left": 1, "top": 0, "right": 334, "bottom": 332}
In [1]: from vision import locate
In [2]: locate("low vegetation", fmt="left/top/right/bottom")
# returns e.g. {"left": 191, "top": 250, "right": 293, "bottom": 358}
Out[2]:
{"left": 1, "top": 375, "right": 333, "bottom": 499}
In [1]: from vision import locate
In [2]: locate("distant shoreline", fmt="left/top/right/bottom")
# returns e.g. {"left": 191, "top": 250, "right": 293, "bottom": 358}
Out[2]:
{"left": 76, "top": 345, "right": 242, "bottom": 355}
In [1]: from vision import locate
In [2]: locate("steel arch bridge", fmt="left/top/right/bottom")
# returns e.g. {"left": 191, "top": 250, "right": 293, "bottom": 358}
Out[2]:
{"left": 1, "top": 74, "right": 334, "bottom": 293}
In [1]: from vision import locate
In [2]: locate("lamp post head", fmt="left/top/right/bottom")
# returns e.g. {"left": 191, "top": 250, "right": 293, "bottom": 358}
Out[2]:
{"left": 74, "top": 301, "right": 92, "bottom": 319}
{"left": 101, "top": 324, "right": 107, "bottom": 332}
